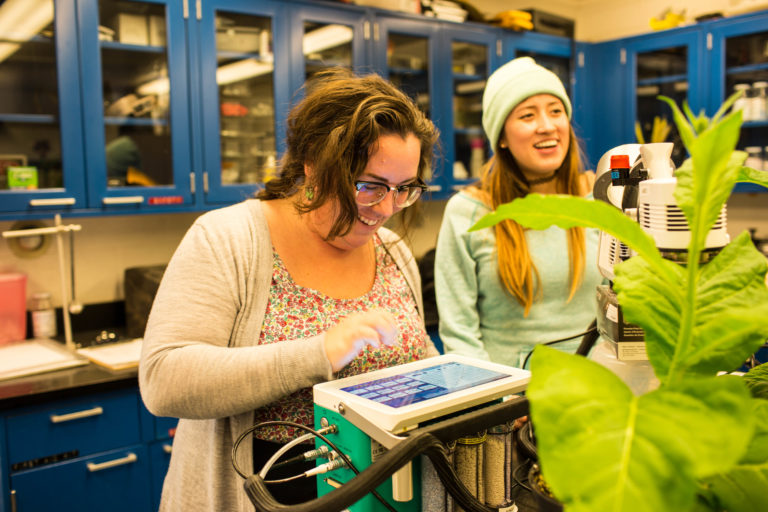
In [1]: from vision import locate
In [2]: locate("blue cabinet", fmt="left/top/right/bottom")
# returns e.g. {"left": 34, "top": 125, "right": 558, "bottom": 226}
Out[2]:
{"left": 583, "top": 9, "right": 768, "bottom": 189}
{"left": 706, "top": 11, "right": 768, "bottom": 193}
{"left": 1, "top": 386, "right": 177, "bottom": 512}
{"left": 583, "top": 27, "right": 704, "bottom": 167}
{"left": 0, "top": 0, "right": 87, "bottom": 215}
{"left": 196, "top": 0, "right": 292, "bottom": 204}
{"left": 77, "top": 0, "right": 195, "bottom": 212}
{"left": 437, "top": 22, "right": 501, "bottom": 196}
{"left": 11, "top": 445, "right": 152, "bottom": 511}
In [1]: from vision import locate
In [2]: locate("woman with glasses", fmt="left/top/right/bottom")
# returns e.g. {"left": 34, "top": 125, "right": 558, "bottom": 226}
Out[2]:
{"left": 434, "top": 57, "right": 601, "bottom": 371}
{"left": 139, "top": 68, "right": 439, "bottom": 511}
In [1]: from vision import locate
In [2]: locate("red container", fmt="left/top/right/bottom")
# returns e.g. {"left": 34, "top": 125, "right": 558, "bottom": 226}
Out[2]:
{"left": 0, "top": 273, "right": 27, "bottom": 345}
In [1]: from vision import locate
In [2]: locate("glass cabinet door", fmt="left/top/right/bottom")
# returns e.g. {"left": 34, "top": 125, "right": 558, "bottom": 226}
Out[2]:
{"left": 624, "top": 32, "right": 702, "bottom": 169}
{"left": 710, "top": 16, "right": 768, "bottom": 192}
{"left": 634, "top": 46, "right": 689, "bottom": 166}
{"left": 198, "top": 0, "right": 290, "bottom": 204}
{"left": 449, "top": 33, "right": 495, "bottom": 187}
{"left": 507, "top": 32, "right": 572, "bottom": 97}
{"left": 373, "top": 16, "right": 441, "bottom": 192}
{"left": 285, "top": 4, "right": 367, "bottom": 108}
{"left": 0, "top": 0, "right": 86, "bottom": 213}
{"left": 78, "top": 0, "right": 192, "bottom": 210}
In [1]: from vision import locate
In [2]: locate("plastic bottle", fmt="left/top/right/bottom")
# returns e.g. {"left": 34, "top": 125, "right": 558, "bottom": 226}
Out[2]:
{"left": 469, "top": 137, "right": 485, "bottom": 177}
{"left": 752, "top": 81, "right": 767, "bottom": 121}
{"left": 30, "top": 292, "right": 57, "bottom": 339}
{"left": 733, "top": 83, "right": 751, "bottom": 121}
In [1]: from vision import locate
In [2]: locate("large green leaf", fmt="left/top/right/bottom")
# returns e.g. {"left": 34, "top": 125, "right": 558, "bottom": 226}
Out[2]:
{"left": 675, "top": 111, "right": 743, "bottom": 251}
{"left": 612, "top": 256, "right": 684, "bottom": 378}
{"left": 737, "top": 165, "right": 768, "bottom": 188}
{"left": 739, "top": 398, "right": 768, "bottom": 464}
{"left": 619, "top": 232, "right": 768, "bottom": 381}
{"left": 469, "top": 194, "right": 675, "bottom": 283}
{"left": 700, "top": 401, "right": 768, "bottom": 512}
{"left": 701, "top": 464, "right": 768, "bottom": 512}
{"left": 743, "top": 365, "right": 768, "bottom": 400}
{"left": 528, "top": 347, "right": 755, "bottom": 512}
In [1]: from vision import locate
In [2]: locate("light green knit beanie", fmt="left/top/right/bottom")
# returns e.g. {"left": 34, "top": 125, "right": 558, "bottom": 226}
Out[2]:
{"left": 482, "top": 56, "right": 572, "bottom": 150}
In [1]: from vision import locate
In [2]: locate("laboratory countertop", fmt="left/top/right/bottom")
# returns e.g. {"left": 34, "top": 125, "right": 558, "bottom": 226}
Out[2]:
{"left": 0, "top": 360, "right": 138, "bottom": 410}
{"left": 0, "top": 300, "right": 140, "bottom": 410}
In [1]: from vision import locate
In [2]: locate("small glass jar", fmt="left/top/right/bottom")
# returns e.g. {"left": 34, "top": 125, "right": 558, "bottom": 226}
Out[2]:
{"left": 745, "top": 146, "right": 763, "bottom": 171}
{"left": 751, "top": 81, "right": 767, "bottom": 121}
{"left": 733, "top": 83, "right": 752, "bottom": 120}
{"left": 30, "top": 292, "right": 57, "bottom": 339}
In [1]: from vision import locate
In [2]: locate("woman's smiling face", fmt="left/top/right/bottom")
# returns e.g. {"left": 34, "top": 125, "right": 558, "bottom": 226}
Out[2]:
{"left": 311, "top": 133, "right": 422, "bottom": 251}
{"left": 500, "top": 93, "right": 570, "bottom": 181}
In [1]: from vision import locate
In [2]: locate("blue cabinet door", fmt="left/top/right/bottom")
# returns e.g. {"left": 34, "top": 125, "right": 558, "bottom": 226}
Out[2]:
{"left": 439, "top": 22, "right": 500, "bottom": 196}
{"left": 77, "top": 0, "right": 195, "bottom": 213}
{"left": 0, "top": 0, "right": 87, "bottom": 215}
{"left": 197, "top": 0, "right": 292, "bottom": 205}
{"left": 578, "top": 39, "right": 626, "bottom": 168}
{"left": 370, "top": 15, "right": 444, "bottom": 196}
{"left": 284, "top": 2, "right": 370, "bottom": 99}
{"left": 589, "top": 28, "right": 704, "bottom": 168}
{"left": 11, "top": 445, "right": 152, "bottom": 512}
{"left": 707, "top": 11, "right": 768, "bottom": 193}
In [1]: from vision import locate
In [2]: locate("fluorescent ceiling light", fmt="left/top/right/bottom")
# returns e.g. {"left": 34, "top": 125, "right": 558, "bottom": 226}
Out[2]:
{"left": 137, "top": 24, "right": 353, "bottom": 97}
{"left": 216, "top": 55, "right": 274, "bottom": 85}
{"left": 0, "top": 0, "right": 54, "bottom": 63}
{"left": 303, "top": 24, "right": 353, "bottom": 55}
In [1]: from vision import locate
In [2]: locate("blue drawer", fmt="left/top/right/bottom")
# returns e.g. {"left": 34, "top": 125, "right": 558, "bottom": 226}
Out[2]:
{"left": 11, "top": 444, "right": 152, "bottom": 512}
{"left": 6, "top": 389, "right": 141, "bottom": 467}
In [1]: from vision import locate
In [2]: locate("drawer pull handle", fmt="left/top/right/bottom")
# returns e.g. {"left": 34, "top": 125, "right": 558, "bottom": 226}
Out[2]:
{"left": 87, "top": 452, "right": 138, "bottom": 472}
{"left": 163, "top": 443, "right": 173, "bottom": 454}
{"left": 102, "top": 195, "right": 144, "bottom": 205}
{"left": 29, "top": 197, "right": 77, "bottom": 207}
{"left": 50, "top": 406, "right": 104, "bottom": 423}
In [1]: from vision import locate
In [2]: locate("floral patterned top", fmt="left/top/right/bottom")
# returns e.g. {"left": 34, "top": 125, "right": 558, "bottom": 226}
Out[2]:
{"left": 253, "top": 234, "right": 429, "bottom": 442}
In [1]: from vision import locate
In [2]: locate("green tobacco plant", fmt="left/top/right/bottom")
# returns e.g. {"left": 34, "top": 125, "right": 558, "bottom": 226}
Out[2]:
{"left": 471, "top": 95, "right": 768, "bottom": 512}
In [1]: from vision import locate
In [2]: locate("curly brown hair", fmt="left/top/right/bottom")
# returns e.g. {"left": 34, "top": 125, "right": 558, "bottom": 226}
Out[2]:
{"left": 257, "top": 68, "right": 439, "bottom": 240}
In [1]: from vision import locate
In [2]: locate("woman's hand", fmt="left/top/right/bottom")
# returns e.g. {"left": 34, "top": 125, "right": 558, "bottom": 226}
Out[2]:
{"left": 323, "top": 310, "right": 398, "bottom": 372}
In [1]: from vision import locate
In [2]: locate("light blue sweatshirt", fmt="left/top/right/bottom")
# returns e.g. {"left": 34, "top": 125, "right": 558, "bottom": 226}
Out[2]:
{"left": 435, "top": 191, "right": 602, "bottom": 368}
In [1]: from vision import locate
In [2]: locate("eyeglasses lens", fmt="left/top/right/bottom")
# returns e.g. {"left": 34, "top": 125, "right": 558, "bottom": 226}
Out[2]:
{"left": 355, "top": 183, "right": 423, "bottom": 207}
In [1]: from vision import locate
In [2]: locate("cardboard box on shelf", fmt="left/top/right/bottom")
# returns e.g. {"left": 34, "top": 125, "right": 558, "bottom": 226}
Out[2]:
{"left": 351, "top": 0, "right": 421, "bottom": 14}
{"left": 524, "top": 9, "right": 575, "bottom": 38}
{"left": 114, "top": 13, "right": 150, "bottom": 45}
{"left": 216, "top": 26, "right": 263, "bottom": 53}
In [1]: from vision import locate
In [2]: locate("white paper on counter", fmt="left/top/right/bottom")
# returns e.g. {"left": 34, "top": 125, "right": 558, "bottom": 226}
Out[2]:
{"left": 76, "top": 338, "right": 143, "bottom": 370}
{"left": 0, "top": 339, "right": 88, "bottom": 381}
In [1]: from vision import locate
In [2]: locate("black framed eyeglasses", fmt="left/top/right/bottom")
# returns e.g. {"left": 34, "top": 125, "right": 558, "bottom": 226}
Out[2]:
{"left": 354, "top": 180, "right": 427, "bottom": 208}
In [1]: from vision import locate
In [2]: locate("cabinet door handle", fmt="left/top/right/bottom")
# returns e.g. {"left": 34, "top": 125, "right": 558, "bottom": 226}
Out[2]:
{"left": 86, "top": 452, "right": 138, "bottom": 472}
{"left": 102, "top": 196, "right": 144, "bottom": 205}
{"left": 163, "top": 443, "right": 173, "bottom": 454}
{"left": 50, "top": 406, "right": 104, "bottom": 423}
{"left": 29, "top": 197, "right": 76, "bottom": 206}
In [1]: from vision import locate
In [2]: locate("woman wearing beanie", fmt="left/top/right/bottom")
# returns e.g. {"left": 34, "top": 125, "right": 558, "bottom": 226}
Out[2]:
{"left": 434, "top": 56, "right": 601, "bottom": 369}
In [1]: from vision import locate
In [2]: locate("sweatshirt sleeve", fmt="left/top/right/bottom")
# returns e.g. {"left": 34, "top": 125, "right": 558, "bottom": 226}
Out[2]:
{"left": 139, "top": 205, "right": 334, "bottom": 420}
{"left": 434, "top": 194, "right": 491, "bottom": 361}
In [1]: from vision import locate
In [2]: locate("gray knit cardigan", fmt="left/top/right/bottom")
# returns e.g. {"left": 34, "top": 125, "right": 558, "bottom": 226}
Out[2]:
{"left": 139, "top": 199, "right": 433, "bottom": 511}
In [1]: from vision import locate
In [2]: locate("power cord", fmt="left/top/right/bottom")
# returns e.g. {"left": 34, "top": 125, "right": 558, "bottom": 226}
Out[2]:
{"left": 232, "top": 420, "right": 397, "bottom": 512}
{"left": 521, "top": 324, "right": 598, "bottom": 370}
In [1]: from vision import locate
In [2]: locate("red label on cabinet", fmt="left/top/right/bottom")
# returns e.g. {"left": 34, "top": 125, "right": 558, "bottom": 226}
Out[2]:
{"left": 148, "top": 196, "right": 184, "bottom": 205}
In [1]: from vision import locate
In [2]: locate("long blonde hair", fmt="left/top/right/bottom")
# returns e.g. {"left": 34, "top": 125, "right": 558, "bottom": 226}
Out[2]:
{"left": 473, "top": 128, "right": 587, "bottom": 316}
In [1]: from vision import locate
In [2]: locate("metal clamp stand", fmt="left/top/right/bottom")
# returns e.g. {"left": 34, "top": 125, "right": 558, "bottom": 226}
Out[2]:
{"left": 2, "top": 214, "right": 82, "bottom": 351}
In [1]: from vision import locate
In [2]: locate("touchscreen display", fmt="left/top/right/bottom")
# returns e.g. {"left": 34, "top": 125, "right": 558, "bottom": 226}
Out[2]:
{"left": 340, "top": 362, "right": 508, "bottom": 408}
